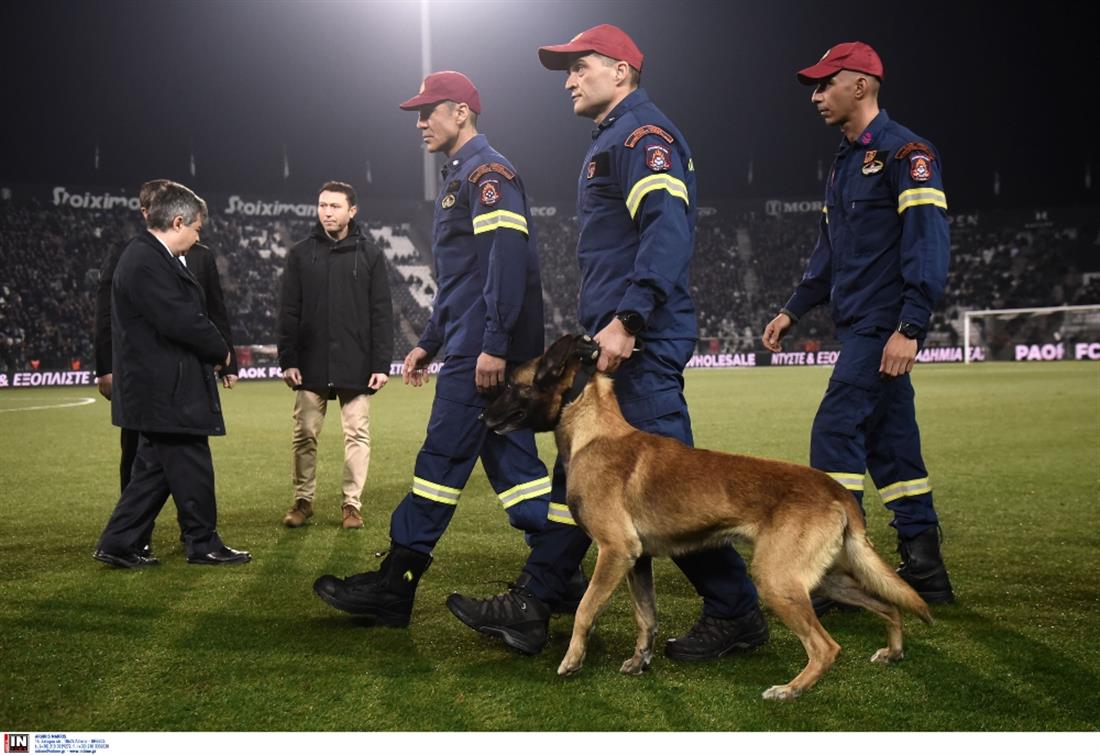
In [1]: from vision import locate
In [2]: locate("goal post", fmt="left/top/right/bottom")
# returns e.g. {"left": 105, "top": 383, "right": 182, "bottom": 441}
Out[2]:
{"left": 962, "top": 304, "right": 1100, "bottom": 363}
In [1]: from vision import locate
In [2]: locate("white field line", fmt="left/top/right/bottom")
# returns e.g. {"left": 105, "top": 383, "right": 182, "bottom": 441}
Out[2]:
{"left": 0, "top": 397, "right": 97, "bottom": 413}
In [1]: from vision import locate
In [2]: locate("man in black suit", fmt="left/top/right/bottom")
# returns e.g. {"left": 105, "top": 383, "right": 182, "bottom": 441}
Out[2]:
{"left": 94, "top": 179, "right": 237, "bottom": 556}
{"left": 95, "top": 180, "right": 239, "bottom": 482}
{"left": 94, "top": 181, "right": 249, "bottom": 568}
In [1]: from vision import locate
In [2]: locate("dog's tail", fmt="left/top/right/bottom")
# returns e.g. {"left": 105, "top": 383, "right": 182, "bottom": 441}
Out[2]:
{"left": 841, "top": 503, "right": 933, "bottom": 625}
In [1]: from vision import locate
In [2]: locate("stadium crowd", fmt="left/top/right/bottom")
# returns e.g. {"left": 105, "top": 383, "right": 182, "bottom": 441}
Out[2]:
{"left": 1, "top": 197, "right": 1097, "bottom": 373}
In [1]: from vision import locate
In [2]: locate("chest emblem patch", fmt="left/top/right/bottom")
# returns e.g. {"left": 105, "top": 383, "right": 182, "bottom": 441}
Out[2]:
{"left": 862, "top": 150, "right": 885, "bottom": 175}
{"left": 441, "top": 193, "right": 456, "bottom": 209}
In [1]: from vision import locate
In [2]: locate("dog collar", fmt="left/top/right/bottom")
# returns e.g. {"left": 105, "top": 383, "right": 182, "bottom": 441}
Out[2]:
{"left": 561, "top": 364, "right": 595, "bottom": 411}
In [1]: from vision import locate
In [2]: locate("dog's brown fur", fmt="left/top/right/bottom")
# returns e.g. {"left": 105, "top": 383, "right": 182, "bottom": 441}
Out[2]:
{"left": 483, "top": 335, "right": 933, "bottom": 700}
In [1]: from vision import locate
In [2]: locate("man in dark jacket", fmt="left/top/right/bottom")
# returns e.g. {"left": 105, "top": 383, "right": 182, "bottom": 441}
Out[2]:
{"left": 277, "top": 181, "right": 394, "bottom": 530}
{"left": 94, "top": 182, "right": 250, "bottom": 568}
{"left": 94, "top": 179, "right": 238, "bottom": 498}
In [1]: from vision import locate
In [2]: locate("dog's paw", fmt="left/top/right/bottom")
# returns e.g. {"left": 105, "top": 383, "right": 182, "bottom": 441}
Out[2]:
{"left": 619, "top": 653, "right": 651, "bottom": 675}
{"left": 870, "top": 648, "right": 904, "bottom": 664}
{"left": 557, "top": 656, "right": 584, "bottom": 677}
{"left": 762, "top": 684, "right": 802, "bottom": 701}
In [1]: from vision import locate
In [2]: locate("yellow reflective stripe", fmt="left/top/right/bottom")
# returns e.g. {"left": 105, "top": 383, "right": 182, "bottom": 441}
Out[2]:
{"left": 412, "top": 476, "right": 462, "bottom": 505}
{"left": 878, "top": 477, "right": 932, "bottom": 503}
{"left": 827, "top": 472, "right": 865, "bottom": 492}
{"left": 625, "top": 174, "right": 689, "bottom": 219}
{"left": 897, "top": 187, "right": 947, "bottom": 214}
{"left": 823, "top": 206, "right": 829, "bottom": 225}
{"left": 547, "top": 502, "right": 576, "bottom": 525}
{"left": 472, "top": 209, "right": 529, "bottom": 235}
{"left": 498, "top": 476, "right": 552, "bottom": 509}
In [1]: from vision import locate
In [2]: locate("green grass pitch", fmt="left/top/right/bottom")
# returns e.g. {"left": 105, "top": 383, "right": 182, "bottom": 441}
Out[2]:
{"left": 1, "top": 362, "right": 1098, "bottom": 731}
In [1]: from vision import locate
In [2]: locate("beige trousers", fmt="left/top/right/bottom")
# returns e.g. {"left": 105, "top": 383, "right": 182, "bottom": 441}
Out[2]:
{"left": 292, "top": 389, "right": 371, "bottom": 511}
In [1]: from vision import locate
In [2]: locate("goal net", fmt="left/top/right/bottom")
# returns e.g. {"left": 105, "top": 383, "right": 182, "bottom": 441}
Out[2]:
{"left": 962, "top": 305, "right": 1100, "bottom": 363}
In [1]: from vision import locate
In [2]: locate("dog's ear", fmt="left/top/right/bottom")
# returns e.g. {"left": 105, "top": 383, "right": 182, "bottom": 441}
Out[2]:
{"left": 535, "top": 334, "right": 582, "bottom": 385}
{"left": 574, "top": 334, "right": 600, "bottom": 366}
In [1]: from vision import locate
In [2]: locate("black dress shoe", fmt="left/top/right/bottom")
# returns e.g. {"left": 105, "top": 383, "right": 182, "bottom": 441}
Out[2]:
{"left": 187, "top": 545, "right": 252, "bottom": 565}
{"left": 93, "top": 549, "right": 160, "bottom": 569}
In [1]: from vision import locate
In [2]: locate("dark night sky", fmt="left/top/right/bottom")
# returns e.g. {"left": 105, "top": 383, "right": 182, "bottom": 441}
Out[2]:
{"left": 0, "top": 0, "right": 1094, "bottom": 210}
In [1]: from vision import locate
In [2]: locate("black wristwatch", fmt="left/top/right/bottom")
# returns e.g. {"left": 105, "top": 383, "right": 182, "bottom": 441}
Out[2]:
{"left": 615, "top": 311, "right": 645, "bottom": 336}
{"left": 897, "top": 321, "right": 924, "bottom": 340}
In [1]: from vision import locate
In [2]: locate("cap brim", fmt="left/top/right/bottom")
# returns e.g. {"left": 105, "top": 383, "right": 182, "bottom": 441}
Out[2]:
{"left": 796, "top": 62, "right": 842, "bottom": 84}
{"left": 398, "top": 93, "right": 445, "bottom": 111}
{"left": 538, "top": 44, "right": 591, "bottom": 70}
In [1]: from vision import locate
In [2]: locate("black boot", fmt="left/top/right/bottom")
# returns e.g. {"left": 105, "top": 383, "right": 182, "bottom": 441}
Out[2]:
{"left": 446, "top": 574, "right": 551, "bottom": 655}
{"left": 313, "top": 551, "right": 387, "bottom": 598}
{"left": 897, "top": 526, "right": 955, "bottom": 604}
{"left": 665, "top": 605, "right": 769, "bottom": 661}
{"left": 313, "top": 544, "right": 432, "bottom": 626}
{"left": 810, "top": 591, "right": 861, "bottom": 618}
{"left": 549, "top": 566, "right": 589, "bottom": 615}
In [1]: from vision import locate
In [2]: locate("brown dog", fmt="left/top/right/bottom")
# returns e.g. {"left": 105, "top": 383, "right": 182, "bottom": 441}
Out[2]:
{"left": 481, "top": 334, "right": 932, "bottom": 700}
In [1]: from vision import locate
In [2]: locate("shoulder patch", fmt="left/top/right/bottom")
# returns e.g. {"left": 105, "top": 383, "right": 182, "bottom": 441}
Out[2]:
{"left": 645, "top": 144, "right": 672, "bottom": 172}
{"left": 478, "top": 179, "right": 501, "bottom": 206}
{"left": 908, "top": 153, "right": 933, "bottom": 182}
{"left": 468, "top": 161, "right": 516, "bottom": 183}
{"left": 624, "top": 124, "right": 675, "bottom": 148}
{"left": 894, "top": 142, "right": 935, "bottom": 161}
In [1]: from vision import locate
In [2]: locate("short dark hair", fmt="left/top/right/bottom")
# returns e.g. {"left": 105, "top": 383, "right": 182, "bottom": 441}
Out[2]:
{"left": 146, "top": 182, "right": 207, "bottom": 231}
{"left": 319, "top": 180, "right": 357, "bottom": 207}
{"left": 138, "top": 178, "right": 174, "bottom": 212}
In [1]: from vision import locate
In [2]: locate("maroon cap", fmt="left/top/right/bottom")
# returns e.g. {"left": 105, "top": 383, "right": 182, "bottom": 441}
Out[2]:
{"left": 399, "top": 70, "right": 481, "bottom": 113}
{"left": 797, "top": 41, "right": 884, "bottom": 84}
{"left": 538, "top": 24, "right": 644, "bottom": 71}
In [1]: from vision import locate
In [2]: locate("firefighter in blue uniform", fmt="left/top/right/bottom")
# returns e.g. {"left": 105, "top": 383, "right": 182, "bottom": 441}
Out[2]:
{"left": 763, "top": 42, "right": 955, "bottom": 609}
{"left": 448, "top": 25, "right": 769, "bottom": 660}
{"left": 313, "top": 71, "right": 559, "bottom": 627}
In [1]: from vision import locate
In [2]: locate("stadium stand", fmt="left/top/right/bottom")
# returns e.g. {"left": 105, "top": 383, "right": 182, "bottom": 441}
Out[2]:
{"left": 1, "top": 193, "right": 1097, "bottom": 373}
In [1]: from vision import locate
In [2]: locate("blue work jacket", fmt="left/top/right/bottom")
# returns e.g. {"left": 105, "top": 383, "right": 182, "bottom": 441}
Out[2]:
{"left": 785, "top": 110, "right": 950, "bottom": 335}
{"left": 575, "top": 88, "right": 697, "bottom": 341}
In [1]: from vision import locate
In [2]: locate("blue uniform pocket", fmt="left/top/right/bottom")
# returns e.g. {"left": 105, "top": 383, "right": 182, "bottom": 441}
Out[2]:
{"left": 832, "top": 327, "right": 891, "bottom": 389}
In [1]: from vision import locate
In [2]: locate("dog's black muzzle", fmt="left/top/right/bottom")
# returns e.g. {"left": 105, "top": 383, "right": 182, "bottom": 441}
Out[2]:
{"left": 479, "top": 385, "right": 531, "bottom": 435}
{"left": 480, "top": 406, "right": 529, "bottom": 435}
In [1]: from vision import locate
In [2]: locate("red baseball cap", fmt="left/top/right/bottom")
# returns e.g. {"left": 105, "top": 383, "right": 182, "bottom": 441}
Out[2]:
{"left": 399, "top": 70, "right": 482, "bottom": 113}
{"left": 538, "top": 24, "right": 644, "bottom": 71}
{"left": 797, "top": 41, "right": 884, "bottom": 84}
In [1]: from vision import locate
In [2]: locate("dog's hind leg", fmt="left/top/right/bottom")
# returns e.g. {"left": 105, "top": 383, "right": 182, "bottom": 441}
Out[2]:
{"left": 753, "top": 535, "right": 842, "bottom": 701}
{"left": 558, "top": 546, "right": 634, "bottom": 677}
{"left": 817, "top": 572, "right": 905, "bottom": 663}
{"left": 620, "top": 555, "right": 656, "bottom": 675}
